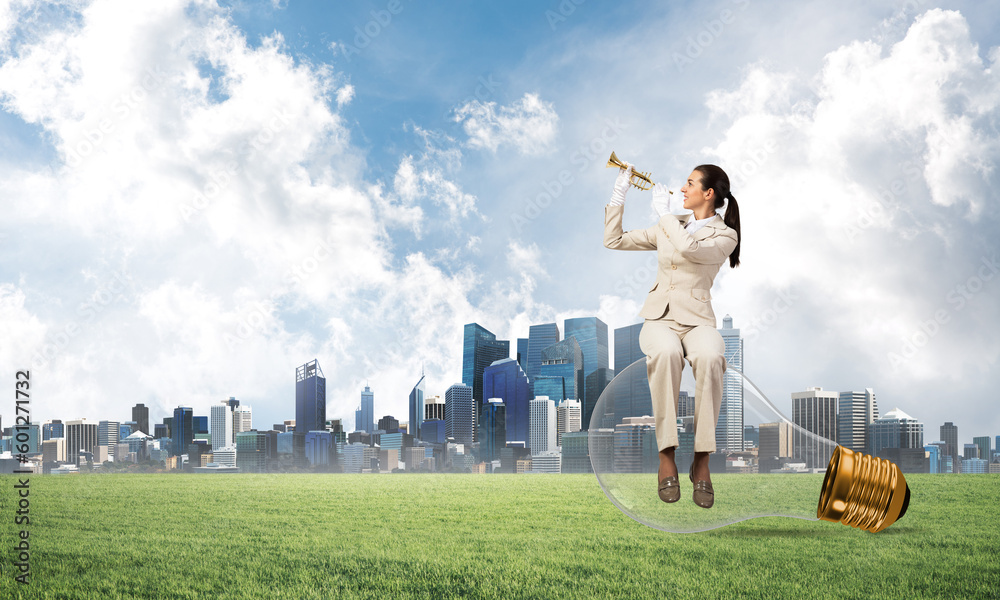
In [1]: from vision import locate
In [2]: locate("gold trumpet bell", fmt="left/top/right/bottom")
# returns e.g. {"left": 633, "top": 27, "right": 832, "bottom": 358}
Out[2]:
{"left": 607, "top": 151, "right": 654, "bottom": 190}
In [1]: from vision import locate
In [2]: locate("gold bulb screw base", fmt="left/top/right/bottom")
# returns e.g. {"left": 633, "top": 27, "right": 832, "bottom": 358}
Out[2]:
{"left": 817, "top": 446, "right": 910, "bottom": 533}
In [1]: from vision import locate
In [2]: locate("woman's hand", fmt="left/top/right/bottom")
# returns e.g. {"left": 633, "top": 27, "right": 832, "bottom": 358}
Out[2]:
{"left": 609, "top": 161, "right": 633, "bottom": 206}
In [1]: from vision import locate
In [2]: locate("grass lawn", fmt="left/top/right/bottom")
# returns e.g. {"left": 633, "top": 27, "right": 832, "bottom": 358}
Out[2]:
{"left": 0, "top": 473, "right": 997, "bottom": 599}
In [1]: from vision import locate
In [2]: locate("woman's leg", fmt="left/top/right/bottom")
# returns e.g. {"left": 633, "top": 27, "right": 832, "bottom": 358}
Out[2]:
{"left": 639, "top": 318, "right": 685, "bottom": 478}
{"left": 680, "top": 325, "right": 726, "bottom": 482}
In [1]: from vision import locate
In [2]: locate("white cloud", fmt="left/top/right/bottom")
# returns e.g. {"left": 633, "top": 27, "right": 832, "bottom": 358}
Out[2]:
{"left": 453, "top": 92, "right": 559, "bottom": 155}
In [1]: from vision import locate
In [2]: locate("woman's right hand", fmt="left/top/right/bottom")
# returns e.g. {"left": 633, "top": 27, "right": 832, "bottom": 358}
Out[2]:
{"left": 610, "top": 161, "right": 633, "bottom": 206}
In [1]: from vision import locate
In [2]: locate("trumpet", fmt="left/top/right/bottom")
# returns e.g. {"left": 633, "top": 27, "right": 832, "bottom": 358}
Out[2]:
{"left": 607, "top": 151, "right": 655, "bottom": 191}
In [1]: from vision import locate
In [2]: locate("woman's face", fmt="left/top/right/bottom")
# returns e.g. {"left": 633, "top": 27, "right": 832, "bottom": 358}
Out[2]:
{"left": 681, "top": 170, "right": 713, "bottom": 212}
{"left": 681, "top": 171, "right": 715, "bottom": 210}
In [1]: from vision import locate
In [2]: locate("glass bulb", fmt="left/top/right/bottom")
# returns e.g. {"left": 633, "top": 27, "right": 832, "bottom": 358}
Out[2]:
{"left": 588, "top": 358, "right": 910, "bottom": 533}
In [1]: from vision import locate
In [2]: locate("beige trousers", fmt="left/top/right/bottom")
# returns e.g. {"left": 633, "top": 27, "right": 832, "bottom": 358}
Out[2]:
{"left": 639, "top": 317, "right": 726, "bottom": 453}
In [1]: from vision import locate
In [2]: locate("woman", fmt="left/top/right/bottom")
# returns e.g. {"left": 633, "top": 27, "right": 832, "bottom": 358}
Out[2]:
{"left": 603, "top": 162, "right": 741, "bottom": 509}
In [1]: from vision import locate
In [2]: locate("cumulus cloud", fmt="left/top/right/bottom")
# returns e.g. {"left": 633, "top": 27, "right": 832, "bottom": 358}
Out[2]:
{"left": 453, "top": 92, "right": 559, "bottom": 155}
{"left": 692, "top": 8, "right": 1000, "bottom": 430}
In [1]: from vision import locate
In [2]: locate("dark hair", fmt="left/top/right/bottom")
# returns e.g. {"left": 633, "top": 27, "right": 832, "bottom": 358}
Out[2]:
{"left": 693, "top": 164, "right": 741, "bottom": 268}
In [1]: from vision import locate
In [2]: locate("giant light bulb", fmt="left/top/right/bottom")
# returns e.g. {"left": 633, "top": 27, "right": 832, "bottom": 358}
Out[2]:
{"left": 588, "top": 358, "right": 910, "bottom": 533}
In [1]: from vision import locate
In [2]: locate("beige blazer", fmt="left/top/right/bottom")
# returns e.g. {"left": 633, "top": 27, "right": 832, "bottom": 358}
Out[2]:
{"left": 604, "top": 203, "right": 738, "bottom": 327}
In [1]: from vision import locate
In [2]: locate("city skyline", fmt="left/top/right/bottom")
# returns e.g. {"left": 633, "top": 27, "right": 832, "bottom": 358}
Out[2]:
{"left": 8, "top": 316, "right": 994, "bottom": 472}
{"left": 2, "top": 2, "right": 999, "bottom": 460}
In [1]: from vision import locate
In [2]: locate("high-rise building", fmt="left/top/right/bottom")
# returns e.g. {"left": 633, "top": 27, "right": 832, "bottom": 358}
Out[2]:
{"left": 791, "top": 386, "right": 839, "bottom": 469}
{"left": 445, "top": 383, "right": 475, "bottom": 445}
{"left": 564, "top": 317, "right": 609, "bottom": 418}
{"left": 462, "top": 323, "right": 510, "bottom": 404}
{"left": 305, "top": 430, "right": 333, "bottom": 466}
{"left": 296, "top": 359, "right": 326, "bottom": 435}
{"left": 869, "top": 407, "right": 923, "bottom": 456}
{"left": 482, "top": 358, "right": 531, "bottom": 446}
{"left": 607, "top": 323, "right": 652, "bottom": 429}
{"left": 43, "top": 420, "right": 64, "bottom": 440}
{"left": 377, "top": 415, "right": 399, "bottom": 433}
{"left": 677, "top": 391, "right": 694, "bottom": 419}
{"left": 172, "top": 408, "right": 193, "bottom": 457}
{"left": 65, "top": 419, "right": 99, "bottom": 463}
{"left": 193, "top": 416, "right": 209, "bottom": 435}
{"left": 234, "top": 406, "right": 252, "bottom": 435}
{"left": 561, "top": 431, "right": 591, "bottom": 473}
{"left": 409, "top": 372, "right": 425, "bottom": 440}
{"left": 743, "top": 425, "right": 759, "bottom": 450}
{"left": 516, "top": 338, "right": 529, "bottom": 370}
{"left": 583, "top": 367, "right": 614, "bottom": 431}
{"left": 424, "top": 395, "right": 445, "bottom": 422}
{"left": 99, "top": 420, "right": 120, "bottom": 460}
{"left": 529, "top": 396, "right": 557, "bottom": 455}
{"left": 838, "top": 389, "right": 878, "bottom": 454}
{"left": 716, "top": 314, "right": 744, "bottom": 453}
{"left": 758, "top": 421, "right": 793, "bottom": 473}
{"left": 925, "top": 441, "right": 947, "bottom": 474}
{"left": 356, "top": 385, "right": 374, "bottom": 433}
{"left": 42, "top": 438, "right": 67, "bottom": 464}
{"left": 236, "top": 430, "right": 269, "bottom": 473}
{"left": 972, "top": 436, "right": 991, "bottom": 464}
{"left": 556, "top": 399, "right": 582, "bottom": 446}
{"left": 211, "top": 402, "right": 234, "bottom": 450}
{"left": 613, "top": 415, "right": 656, "bottom": 473}
{"left": 479, "top": 398, "right": 506, "bottom": 465}
{"left": 526, "top": 323, "right": 560, "bottom": 387}
{"left": 939, "top": 422, "right": 959, "bottom": 472}
{"left": 539, "top": 337, "right": 584, "bottom": 404}
{"left": 132, "top": 404, "right": 150, "bottom": 435}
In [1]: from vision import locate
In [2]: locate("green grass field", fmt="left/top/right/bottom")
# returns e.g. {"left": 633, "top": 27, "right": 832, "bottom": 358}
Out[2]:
{"left": 0, "top": 473, "right": 997, "bottom": 599}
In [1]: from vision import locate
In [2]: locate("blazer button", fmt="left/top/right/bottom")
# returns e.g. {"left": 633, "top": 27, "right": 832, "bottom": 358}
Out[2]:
{"left": 671, "top": 265, "right": 677, "bottom": 270}
{"left": 669, "top": 285, "right": 675, "bottom": 290}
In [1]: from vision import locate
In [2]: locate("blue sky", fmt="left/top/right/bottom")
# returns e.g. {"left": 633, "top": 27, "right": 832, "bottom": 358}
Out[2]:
{"left": 1, "top": 0, "right": 999, "bottom": 446}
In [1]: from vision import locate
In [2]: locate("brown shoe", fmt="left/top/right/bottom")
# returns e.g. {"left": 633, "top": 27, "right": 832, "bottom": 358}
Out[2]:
{"left": 689, "top": 464, "right": 714, "bottom": 509}
{"left": 658, "top": 475, "right": 680, "bottom": 503}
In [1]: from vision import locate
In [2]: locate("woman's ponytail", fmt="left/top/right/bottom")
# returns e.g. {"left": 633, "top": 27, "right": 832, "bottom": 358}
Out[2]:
{"left": 694, "top": 165, "right": 741, "bottom": 268}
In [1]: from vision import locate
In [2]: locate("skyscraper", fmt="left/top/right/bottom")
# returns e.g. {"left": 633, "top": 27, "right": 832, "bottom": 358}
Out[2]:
{"left": 482, "top": 358, "right": 531, "bottom": 446}
{"left": 356, "top": 385, "right": 375, "bottom": 433}
{"left": 556, "top": 399, "right": 582, "bottom": 446}
{"left": 972, "top": 436, "right": 991, "bottom": 465}
{"left": 211, "top": 402, "right": 234, "bottom": 450}
{"left": 296, "top": 359, "right": 326, "bottom": 435}
{"left": 445, "top": 383, "right": 475, "bottom": 445}
{"left": 608, "top": 323, "right": 652, "bottom": 429}
{"left": 869, "top": 407, "right": 923, "bottom": 456}
{"left": 172, "top": 408, "right": 193, "bottom": 457}
{"left": 480, "top": 398, "right": 506, "bottom": 465}
{"left": 409, "top": 372, "right": 425, "bottom": 440}
{"left": 233, "top": 406, "right": 252, "bottom": 435}
{"left": 424, "top": 394, "right": 445, "bottom": 422}
{"left": 539, "top": 337, "right": 584, "bottom": 403}
{"left": 516, "top": 337, "right": 528, "bottom": 369}
{"left": 564, "top": 317, "right": 609, "bottom": 417}
{"left": 462, "top": 323, "right": 510, "bottom": 404}
{"left": 940, "top": 422, "right": 959, "bottom": 472}
{"left": 791, "top": 386, "right": 839, "bottom": 469}
{"left": 838, "top": 389, "right": 878, "bottom": 454}
{"left": 530, "top": 396, "right": 557, "bottom": 455}
{"left": 65, "top": 419, "right": 98, "bottom": 464}
{"left": 43, "top": 420, "right": 64, "bottom": 440}
{"left": 132, "top": 404, "right": 149, "bottom": 435}
{"left": 526, "top": 323, "right": 560, "bottom": 386}
{"left": 716, "top": 314, "right": 744, "bottom": 453}
{"left": 758, "top": 421, "right": 793, "bottom": 473}
{"left": 98, "top": 420, "right": 120, "bottom": 460}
